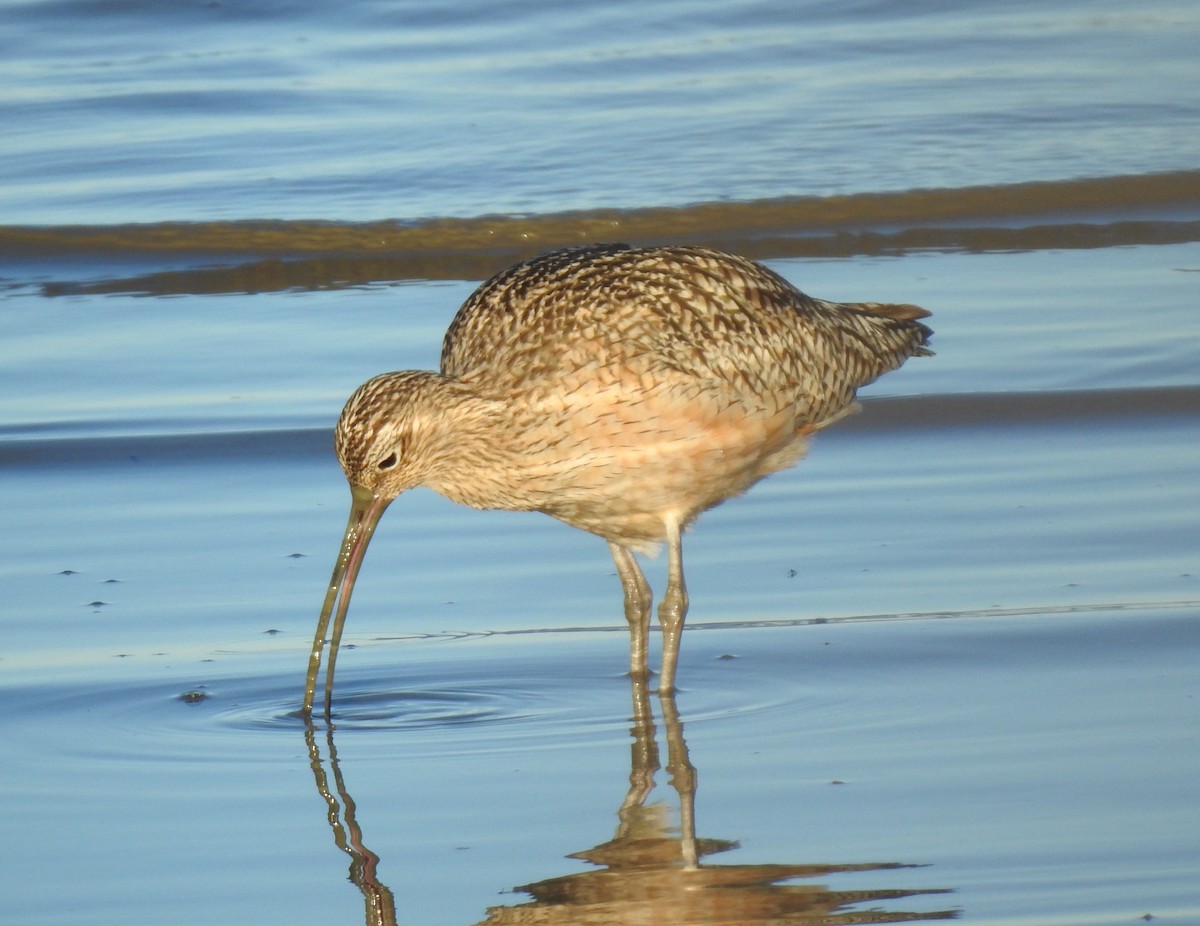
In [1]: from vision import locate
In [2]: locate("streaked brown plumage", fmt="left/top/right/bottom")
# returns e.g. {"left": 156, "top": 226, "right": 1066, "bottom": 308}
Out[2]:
{"left": 304, "top": 244, "right": 932, "bottom": 716}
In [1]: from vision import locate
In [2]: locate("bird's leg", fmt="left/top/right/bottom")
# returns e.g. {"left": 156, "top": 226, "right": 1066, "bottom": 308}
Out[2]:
{"left": 657, "top": 515, "right": 689, "bottom": 693}
{"left": 609, "top": 542, "right": 652, "bottom": 682}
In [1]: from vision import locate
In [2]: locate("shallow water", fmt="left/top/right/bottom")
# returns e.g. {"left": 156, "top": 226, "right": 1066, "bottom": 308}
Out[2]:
{"left": 4, "top": 0, "right": 1197, "bottom": 225}
{"left": 3, "top": 0, "right": 1200, "bottom": 923}
{"left": 4, "top": 241, "right": 1198, "bottom": 924}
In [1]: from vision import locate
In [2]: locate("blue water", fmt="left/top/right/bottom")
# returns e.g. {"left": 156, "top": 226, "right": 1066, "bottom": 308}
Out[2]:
{"left": 2, "top": 0, "right": 1198, "bottom": 224}
{"left": 2, "top": 1, "right": 1199, "bottom": 924}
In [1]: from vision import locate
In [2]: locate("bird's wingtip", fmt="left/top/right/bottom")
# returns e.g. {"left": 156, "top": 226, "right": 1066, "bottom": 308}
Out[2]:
{"left": 862, "top": 301, "right": 931, "bottom": 321}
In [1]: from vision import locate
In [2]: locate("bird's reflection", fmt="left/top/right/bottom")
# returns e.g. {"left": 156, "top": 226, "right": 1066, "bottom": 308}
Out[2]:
{"left": 304, "top": 722, "right": 397, "bottom": 926}
{"left": 303, "top": 677, "right": 957, "bottom": 925}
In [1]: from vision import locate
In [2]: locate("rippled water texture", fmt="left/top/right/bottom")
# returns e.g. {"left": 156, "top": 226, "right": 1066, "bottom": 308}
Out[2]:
{"left": 2, "top": 0, "right": 1199, "bottom": 924}
{"left": 2, "top": 0, "right": 1198, "bottom": 223}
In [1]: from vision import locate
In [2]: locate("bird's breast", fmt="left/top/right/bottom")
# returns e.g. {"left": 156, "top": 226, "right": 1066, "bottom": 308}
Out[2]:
{"left": 433, "top": 379, "right": 811, "bottom": 546}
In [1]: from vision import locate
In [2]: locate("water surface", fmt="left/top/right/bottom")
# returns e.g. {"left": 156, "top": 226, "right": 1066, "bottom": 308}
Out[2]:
{"left": 2, "top": 1, "right": 1199, "bottom": 924}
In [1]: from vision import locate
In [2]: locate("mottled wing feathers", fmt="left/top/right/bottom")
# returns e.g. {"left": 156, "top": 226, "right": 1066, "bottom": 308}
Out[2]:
{"left": 440, "top": 245, "right": 931, "bottom": 432}
{"left": 440, "top": 243, "right": 636, "bottom": 377}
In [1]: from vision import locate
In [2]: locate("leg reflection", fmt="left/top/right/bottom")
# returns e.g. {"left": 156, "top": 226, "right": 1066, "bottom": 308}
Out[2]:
{"left": 484, "top": 675, "right": 957, "bottom": 924}
{"left": 658, "top": 683, "right": 699, "bottom": 869}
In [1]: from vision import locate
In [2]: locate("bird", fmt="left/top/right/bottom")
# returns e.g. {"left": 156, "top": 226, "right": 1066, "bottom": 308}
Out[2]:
{"left": 303, "top": 244, "right": 932, "bottom": 716}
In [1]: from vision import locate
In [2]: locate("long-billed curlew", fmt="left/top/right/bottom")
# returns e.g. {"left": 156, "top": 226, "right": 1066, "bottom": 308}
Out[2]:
{"left": 303, "top": 244, "right": 932, "bottom": 716}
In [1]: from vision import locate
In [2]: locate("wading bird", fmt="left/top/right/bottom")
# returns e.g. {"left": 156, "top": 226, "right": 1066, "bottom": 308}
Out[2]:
{"left": 304, "top": 244, "right": 932, "bottom": 716}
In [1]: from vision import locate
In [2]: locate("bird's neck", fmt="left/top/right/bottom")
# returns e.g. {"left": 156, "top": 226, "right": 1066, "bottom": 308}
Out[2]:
{"left": 415, "top": 380, "right": 526, "bottom": 512}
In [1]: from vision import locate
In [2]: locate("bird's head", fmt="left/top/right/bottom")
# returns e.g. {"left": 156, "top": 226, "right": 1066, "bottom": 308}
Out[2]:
{"left": 303, "top": 369, "right": 455, "bottom": 716}
{"left": 333, "top": 370, "right": 449, "bottom": 500}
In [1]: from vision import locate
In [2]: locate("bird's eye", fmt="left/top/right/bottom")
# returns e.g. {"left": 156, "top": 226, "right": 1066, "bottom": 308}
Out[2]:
{"left": 377, "top": 452, "right": 398, "bottom": 470}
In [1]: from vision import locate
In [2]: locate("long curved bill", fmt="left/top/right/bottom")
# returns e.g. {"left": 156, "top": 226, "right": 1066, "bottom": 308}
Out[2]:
{"left": 303, "top": 483, "right": 392, "bottom": 718}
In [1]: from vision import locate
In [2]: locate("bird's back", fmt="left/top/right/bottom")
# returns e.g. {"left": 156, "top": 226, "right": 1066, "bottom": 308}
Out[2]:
{"left": 442, "top": 244, "right": 929, "bottom": 425}
{"left": 437, "top": 245, "right": 931, "bottom": 545}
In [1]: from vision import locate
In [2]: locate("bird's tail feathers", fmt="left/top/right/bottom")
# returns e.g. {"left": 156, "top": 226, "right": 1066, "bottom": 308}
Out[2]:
{"left": 846, "top": 301, "right": 934, "bottom": 357}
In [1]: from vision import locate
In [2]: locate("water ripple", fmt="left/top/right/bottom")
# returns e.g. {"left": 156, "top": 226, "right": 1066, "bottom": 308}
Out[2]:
{"left": 217, "top": 683, "right": 532, "bottom": 734}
